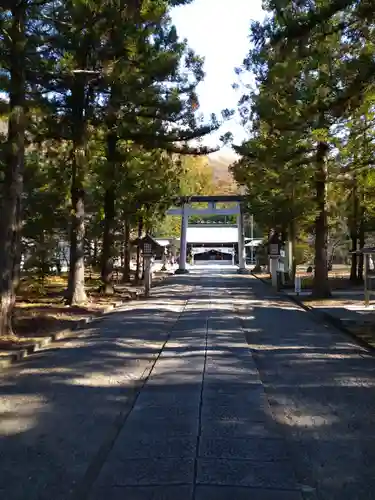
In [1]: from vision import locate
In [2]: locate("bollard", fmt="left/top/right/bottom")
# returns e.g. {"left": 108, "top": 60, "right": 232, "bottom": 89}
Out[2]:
{"left": 144, "top": 256, "right": 152, "bottom": 297}
{"left": 295, "top": 275, "right": 301, "bottom": 296}
{"left": 276, "top": 271, "right": 282, "bottom": 291}
{"left": 270, "top": 257, "right": 278, "bottom": 288}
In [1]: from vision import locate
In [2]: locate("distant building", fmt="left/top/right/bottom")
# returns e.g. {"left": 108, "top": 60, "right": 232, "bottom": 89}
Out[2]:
{"left": 157, "top": 225, "right": 261, "bottom": 263}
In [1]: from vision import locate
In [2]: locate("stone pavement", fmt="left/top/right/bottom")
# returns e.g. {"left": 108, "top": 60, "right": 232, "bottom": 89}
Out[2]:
{"left": 90, "top": 269, "right": 301, "bottom": 500}
{"left": 0, "top": 282, "right": 188, "bottom": 500}
{"left": 239, "top": 279, "right": 375, "bottom": 500}
{"left": 1, "top": 265, "right": 375, "bottom": 499}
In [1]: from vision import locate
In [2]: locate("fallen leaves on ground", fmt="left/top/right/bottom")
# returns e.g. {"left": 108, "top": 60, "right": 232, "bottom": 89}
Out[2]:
{"left": 0, "top": 270, "right": 170, "bottom": 354}
{"left": 0, "top": 274, "right": 141, "bottom": 352}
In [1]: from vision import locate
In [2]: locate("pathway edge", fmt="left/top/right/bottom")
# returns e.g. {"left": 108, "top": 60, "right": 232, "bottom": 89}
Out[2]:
{"left": 0, "top": 271, "right": 173, "bottom": 370}
{"left": 251, "top": 272, "right": 375, "bottom": 355}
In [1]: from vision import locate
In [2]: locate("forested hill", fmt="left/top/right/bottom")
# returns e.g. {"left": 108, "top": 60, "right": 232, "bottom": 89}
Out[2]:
{"left": 208, "top": 151, "right": 240, "bottom": 194}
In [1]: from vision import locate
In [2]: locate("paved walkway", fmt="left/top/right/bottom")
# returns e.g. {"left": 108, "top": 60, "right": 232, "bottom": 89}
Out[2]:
{"left": 0, "top": 265, "right": 375, "bottom": 499}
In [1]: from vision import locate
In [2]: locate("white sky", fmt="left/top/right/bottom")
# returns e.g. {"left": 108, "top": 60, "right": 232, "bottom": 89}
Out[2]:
{"left": 171, "top": 0, "right": 265, "bottom": 152}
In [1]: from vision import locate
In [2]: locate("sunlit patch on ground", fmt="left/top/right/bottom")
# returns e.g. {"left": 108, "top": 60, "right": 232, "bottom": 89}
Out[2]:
{"left": 0, "top": 395, "right": 48, "bottom": 436}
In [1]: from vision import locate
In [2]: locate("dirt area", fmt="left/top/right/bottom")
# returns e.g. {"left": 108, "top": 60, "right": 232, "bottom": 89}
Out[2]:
{"left": 0, "top": 271, "right": 168, "bottom": 354}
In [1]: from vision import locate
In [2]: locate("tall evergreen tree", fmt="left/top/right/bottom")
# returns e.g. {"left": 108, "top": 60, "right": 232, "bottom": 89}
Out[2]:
{"left": 233, "top": 0, "right": 364, "bottom": 296}
{"left": 0, "top": 1, "right": 49, "bottom": 335}
{"left": 96, "top": 1, "right": 218, "bottom": 292}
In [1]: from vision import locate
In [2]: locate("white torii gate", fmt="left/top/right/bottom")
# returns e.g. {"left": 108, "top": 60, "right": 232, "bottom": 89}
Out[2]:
{"left": 166, "top": 195, "right": 246, "bottom": 274}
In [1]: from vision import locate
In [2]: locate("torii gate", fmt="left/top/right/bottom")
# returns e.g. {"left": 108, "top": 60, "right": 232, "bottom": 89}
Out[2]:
{"left": 166, "top": 195, "right": 247, "bottom": 274}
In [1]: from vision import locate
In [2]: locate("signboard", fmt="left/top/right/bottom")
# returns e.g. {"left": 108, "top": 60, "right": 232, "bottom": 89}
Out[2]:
{"left": 269, "top": 243, "right": 279, "bottom": 257}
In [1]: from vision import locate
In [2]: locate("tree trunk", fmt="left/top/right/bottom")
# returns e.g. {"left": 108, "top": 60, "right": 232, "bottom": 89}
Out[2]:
{"left": 349, "top": 179, "right": 358, "bottom": 282}
{"left": 67, "top": 79, "right": 87, "bottom": 305}
{"left": 120, "top": 237, "right": 124, "bottom": 270}
{"left": 100, "top": 86, "right": 120, "bottom": 294}
{"left": 312, "top": 142, "right": 331, "bottom": 298}
{"left": 358, "top": 198, "right": 365, "bottom": 282}
{"left": 0, "top": 4, "right": 26, "bottom": 337}
{"left": 135, "top": 217, "right": 143, "bottom": 282}
{"left": 39, "top": 229, "right": 46, "bottom": 286}
{"left": 122, "top": 219, "right": 131, "bottom": 283}
{"left": 93, "top": 238, "right": 98, "bottom": 269}
{"left": 101, "top": 183, "right": 116, "bottom": 294}
{"left": 288, "top": 220, "right": 297, "bottom": 282}
{"left": 67, "top": 185, "right": 87, "bottom": 304}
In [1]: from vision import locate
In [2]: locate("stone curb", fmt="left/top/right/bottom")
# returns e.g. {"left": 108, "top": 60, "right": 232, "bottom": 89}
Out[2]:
{"left": 0, "top": 272, "right": 172, "bottom": 370}
{"left": 251, "top": 272, "right": 375, "bottom": 355}
{"left": 0, "top": 302, "right": 120, "bottom": 370}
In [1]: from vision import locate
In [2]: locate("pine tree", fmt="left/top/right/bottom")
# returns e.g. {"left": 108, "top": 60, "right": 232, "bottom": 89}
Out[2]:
{"left": 233, "top": 0, "right": 363, "bottom": 297}
{"left": 95, "top": 1, "right": 219, "bottom": 293}
{"left": 0, "top": 2, "right": 34, "bottom": 336}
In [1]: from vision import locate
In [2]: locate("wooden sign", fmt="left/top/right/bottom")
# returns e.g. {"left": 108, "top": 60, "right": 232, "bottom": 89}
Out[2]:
{"left": 143, "top": 242, "right": 153, "bottom": 256}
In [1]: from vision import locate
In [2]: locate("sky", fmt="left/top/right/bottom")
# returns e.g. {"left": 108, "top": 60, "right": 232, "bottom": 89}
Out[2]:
{"left": 171, "top": 0, "right": 265, "bottom": 155}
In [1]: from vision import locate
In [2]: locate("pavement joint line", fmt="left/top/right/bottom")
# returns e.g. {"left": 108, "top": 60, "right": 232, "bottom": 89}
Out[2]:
{"left": 191, "top": 294, "right": 209, "bottom": 500}
{"left": 195, "top": 483, "right": 305, "bottom": 492}
{"left": 105, "top": 482, "right": 304, "bottom": 491}
{"left": 72, "top": 293, "right": 191, "bottom": 500}
{"left": 196, "top": 455, "right": 289, "bottom": 463}
{"left": 110, "top": 482, "right": 191, "bottom": 488}
{"left": 251, "top": 272, "right": 375, "bottom": 357}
